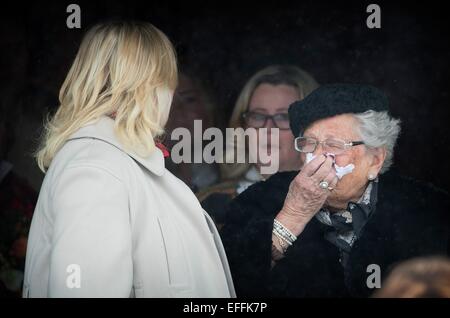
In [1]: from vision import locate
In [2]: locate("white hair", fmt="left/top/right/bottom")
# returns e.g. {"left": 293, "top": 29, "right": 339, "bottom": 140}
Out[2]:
{"left": 353, "top": 110, "right": 401, "bottom": 174}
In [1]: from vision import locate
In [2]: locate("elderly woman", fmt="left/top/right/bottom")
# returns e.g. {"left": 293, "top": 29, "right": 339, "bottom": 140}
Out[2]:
{"left": 220, "top": 84, "right": 449, "bottom": 297}
{"left": 23, "top": 21, "right": 235, "bottom": 297}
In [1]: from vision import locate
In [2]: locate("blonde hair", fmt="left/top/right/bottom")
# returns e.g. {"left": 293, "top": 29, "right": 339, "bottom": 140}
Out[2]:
{"left": 36, "top": 21, "right": 178, "bottom": 172}
{"left": 222, "top": 65, "right": 319, "bottom": 179}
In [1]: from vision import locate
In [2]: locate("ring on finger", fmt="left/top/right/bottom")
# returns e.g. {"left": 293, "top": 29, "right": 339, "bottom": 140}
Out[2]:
{"left": 319, "top": 180, "right": 329, "bottom": 189}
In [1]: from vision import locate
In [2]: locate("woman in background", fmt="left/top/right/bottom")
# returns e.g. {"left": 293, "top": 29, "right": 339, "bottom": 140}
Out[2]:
{"left": 164, "top": 70, "right": 220, "bottom": 192}
{"left": 199, "top": 65, "right": 318, "bottom": 227}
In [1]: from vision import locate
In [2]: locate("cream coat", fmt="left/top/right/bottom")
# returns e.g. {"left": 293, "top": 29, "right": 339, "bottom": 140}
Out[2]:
{"left": 23, "top": 117, "right": 235, "bottom": 298}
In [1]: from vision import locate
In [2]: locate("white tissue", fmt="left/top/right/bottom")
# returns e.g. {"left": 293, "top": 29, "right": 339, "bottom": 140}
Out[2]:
{"left": 334, "top": 163, "right": 355, "bottom": 179}
{"left": 305, "top": 153, "right": 354, "bottom": 179}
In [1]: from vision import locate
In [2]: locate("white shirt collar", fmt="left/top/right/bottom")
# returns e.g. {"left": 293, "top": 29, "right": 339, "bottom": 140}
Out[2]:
{"left": 236, "top": 166, "right": 264, "bottom": 194}
{"left": 244, "top": 165, "right": 264, "bottom": 182}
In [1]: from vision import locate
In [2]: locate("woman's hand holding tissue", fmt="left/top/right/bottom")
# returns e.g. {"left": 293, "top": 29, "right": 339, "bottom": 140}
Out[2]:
{"left": 275, "top": 154, "right": 338, "bottom": 237}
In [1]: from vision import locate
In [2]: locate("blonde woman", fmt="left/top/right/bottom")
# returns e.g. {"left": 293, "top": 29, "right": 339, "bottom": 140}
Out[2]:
{"left": 23, "top": 21, "right": 235, "bottom": 298}
{"left": 199, "top": 65, "right": 318, "bottom": 226}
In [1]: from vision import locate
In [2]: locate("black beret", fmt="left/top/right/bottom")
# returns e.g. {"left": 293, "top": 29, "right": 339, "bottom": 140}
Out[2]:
{"left": 288, "top": 83, "right": 389, "bottom": 137}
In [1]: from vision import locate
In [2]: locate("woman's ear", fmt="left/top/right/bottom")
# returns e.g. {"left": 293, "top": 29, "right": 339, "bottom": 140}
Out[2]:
{"left": 369, "top": 147, "right": 387, "bottom": 177}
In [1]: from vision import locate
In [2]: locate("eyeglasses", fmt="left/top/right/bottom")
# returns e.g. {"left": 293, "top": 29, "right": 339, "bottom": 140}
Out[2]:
{"left": 242, "top": 111, "right": 290, "bottom": 130}
{"left": 294, "top": 136, "right": 365, "bottom": 155}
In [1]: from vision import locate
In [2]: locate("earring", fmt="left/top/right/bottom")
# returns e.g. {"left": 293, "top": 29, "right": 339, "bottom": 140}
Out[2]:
{"left": 368, "top": 174, "right": 376, "bottom": 180}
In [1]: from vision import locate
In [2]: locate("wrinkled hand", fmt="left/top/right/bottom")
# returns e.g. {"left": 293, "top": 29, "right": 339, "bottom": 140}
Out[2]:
{"left": 276, "top": 154, "right": 338, "bottom": 236}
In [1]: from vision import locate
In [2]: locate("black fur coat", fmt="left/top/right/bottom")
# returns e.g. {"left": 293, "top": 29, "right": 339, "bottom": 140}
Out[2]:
{"left": 220, "top": 170, "right": 449, "bottom": 297}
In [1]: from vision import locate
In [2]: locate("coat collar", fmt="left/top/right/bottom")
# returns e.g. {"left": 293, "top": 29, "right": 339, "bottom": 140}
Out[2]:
{"left": 67, "top": 116, "right": 165, "bottom": 176}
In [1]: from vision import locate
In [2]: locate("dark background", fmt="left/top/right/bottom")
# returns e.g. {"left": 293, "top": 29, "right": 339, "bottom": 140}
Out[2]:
{"left": 1, "top": 0, "right": 449, "bottom": 192}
